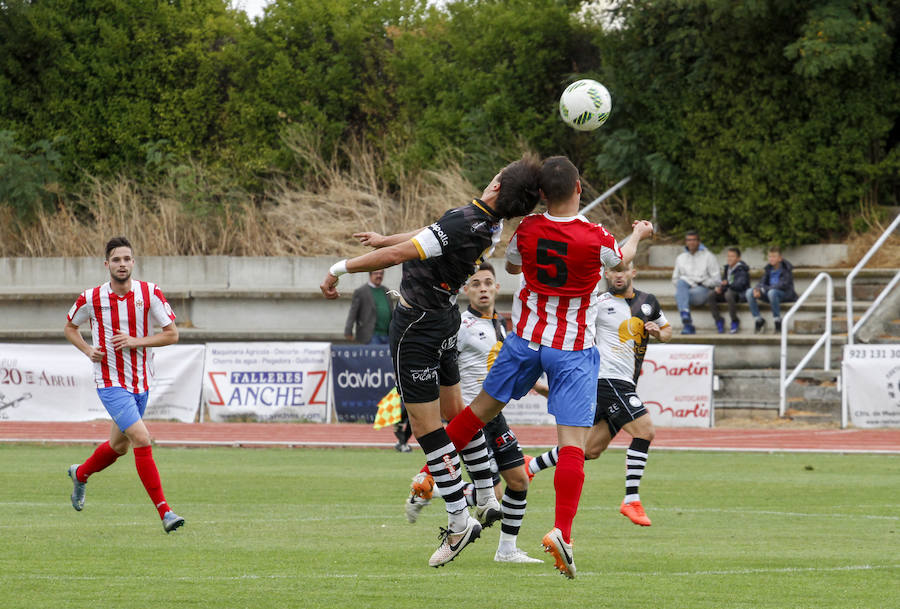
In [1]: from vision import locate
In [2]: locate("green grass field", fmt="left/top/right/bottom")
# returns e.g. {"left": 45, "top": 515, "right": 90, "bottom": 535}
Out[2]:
{"left": 2, "top": 444, "right": 897, "bottom": 609}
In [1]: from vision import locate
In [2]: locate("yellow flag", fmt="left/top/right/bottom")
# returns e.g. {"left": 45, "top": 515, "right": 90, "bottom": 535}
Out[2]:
{"left": 373, "top": 387, "right": 402, "bottom": 429}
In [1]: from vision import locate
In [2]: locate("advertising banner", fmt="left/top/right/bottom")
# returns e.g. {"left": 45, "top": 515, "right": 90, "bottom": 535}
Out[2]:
{"left": 330, "top": 345, "right": 396, "bottom": 423}
{"left": 639, "top": 344, "right": 714, "bottom": 428}
{"left": 202, "top": 342, "right": 331, "bottom": 423}
{"left": 0, "top": 343, "right": 203, "bottom": 422}
{"left": 842, "top": 345, "right": 900, "bottom": 428}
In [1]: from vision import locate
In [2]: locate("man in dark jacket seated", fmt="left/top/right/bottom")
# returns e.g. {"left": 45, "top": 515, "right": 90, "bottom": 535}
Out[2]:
{"left": 745, "top": 247, "right": 798, "bottom": 333}
{"left": 706, "top": 247, "right": 750, "bottom": 334}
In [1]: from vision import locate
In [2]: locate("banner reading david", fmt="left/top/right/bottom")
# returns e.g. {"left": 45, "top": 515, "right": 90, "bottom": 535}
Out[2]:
{"left": 330, "top": 344, "right": 396, "bottom": 423}
{"left": 639, "top": 344, "right": 714, "bottom": 428}
{"left": 203, "top": 342, "right": 331, "bottom": 423}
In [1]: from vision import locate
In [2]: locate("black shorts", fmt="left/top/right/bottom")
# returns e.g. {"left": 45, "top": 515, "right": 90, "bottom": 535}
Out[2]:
{"left": 389, "top": 303, "right": 461, "bottom": 404}
{"left": 594, "top": 378, "right": 648, "bottom": 436}
{"left": 483, "top": 412, "right": 525, "bottom": 474}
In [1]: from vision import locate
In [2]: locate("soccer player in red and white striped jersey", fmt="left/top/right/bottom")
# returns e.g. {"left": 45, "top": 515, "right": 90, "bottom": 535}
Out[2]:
{"left": 445, "top": 156, "right": 653, "bottom": 577}
{"left": 64, "top": 236, "right": 185, "bottom": 533}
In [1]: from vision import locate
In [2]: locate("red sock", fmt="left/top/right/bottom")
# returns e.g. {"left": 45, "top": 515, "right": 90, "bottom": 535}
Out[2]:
{"left": 553, "top": 446, "right": 586, "bottom": 543}
{"left": 76, "top": 441, "right": 121, "bottom": 482}
{"left": 133, "top": 446, "right": 170, "bottom": 519}
{"left": 444, "top": 406, "right": 487, "bottom": 451}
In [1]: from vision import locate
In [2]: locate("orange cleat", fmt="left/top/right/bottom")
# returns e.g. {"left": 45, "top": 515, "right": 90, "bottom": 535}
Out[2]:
{"left": 541, "top": 528, "right": 575, "bottom": 579}
{"left": 620, "top": 500, "right": 652, "bottom": 526}
{"left": 523, "top": 455, "right": 535, "bottom": 482}
{"left": 411, "top": 472, "right": 434, "bottom": 500}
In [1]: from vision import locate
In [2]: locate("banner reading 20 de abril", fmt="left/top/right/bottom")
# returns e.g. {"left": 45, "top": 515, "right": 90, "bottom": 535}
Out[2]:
{"left": 202, "top": 342, "right": 331, "bottom": 423}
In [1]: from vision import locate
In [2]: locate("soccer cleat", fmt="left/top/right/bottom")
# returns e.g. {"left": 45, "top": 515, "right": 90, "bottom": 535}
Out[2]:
{"left": 394, "top": 442, "right": 412, "bottom": 453}
{"left": 474, "top": 495, "right": 502, "bottom": 528}
{"left": 428, "top": 514, "right": 482, "bottom": 567}
{"left": 162, "top": 510, "right": 185, "bottom": 533}
{"left": 754, "top": 318, "right": 766, "bottom": 333}
{"left": 523, "top": 454, "right": 535, "bottom": 482}
{"left": 405, "top": 494, "right": 430, "bottom": 524}
{"left": 67, "top": 464, "right": 86, "bottom": 511}
{"left": 410, "top": 472, "right": 434, "bottom": 500}
{"left": 729, "top": 320, "right": 740, "bottom": 334}
{"left": 541, "top": 528, "right": 576, "bottom": 579}
{"left": 715, "top": 319, "right": 725, "bottom": 334}
{"left": 620, "top": 500, "right": 652, "bottom": 526}
{"left": 494, "top": 547, "right": 543, "bottom": 563}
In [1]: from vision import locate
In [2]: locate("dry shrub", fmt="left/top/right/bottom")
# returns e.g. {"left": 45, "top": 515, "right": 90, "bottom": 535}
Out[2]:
{"left": 848, "top": 224, "right": 900, "bottom": 268}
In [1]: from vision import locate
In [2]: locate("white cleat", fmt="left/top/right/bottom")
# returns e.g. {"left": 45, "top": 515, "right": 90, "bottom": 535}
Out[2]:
{"left": 428, "top": 514, "right": 481, "bottom": 568}
{"left": 474, "top": 495, "right": 502, "bottom": 528}
{"left": 494, "top": 547, "right": 543, "bottom": 563}
{"left": 405, "top": 494, "right": 431, "bottom": 524}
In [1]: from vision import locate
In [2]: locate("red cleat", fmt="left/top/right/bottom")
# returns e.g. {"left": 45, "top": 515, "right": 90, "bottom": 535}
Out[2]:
{"left": 620, "top": 500, "right": 652, "bottom": 526}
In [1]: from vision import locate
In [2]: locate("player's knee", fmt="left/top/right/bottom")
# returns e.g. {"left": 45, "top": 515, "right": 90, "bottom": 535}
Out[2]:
{"left": 504, "top": 468, "right": 529, "bottom": 491}
{"left": 584, "top": 446, "right": 603, "bottom": 460}
{"left": 127, "top": 430, "right": 151, "bottom": 447}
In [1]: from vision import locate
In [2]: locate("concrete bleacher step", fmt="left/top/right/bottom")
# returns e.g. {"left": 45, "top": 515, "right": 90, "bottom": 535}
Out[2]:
{"left": 713, "top": 368, "right": 841, "bottom": 423}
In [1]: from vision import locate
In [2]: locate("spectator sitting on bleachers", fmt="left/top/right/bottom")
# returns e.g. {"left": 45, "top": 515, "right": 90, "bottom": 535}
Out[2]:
{"left": 706, "top": 247, "right": 750, "bottom": 334}
{"left": 745, "top": 246, "right": 798, "bottom": 334}
{"left": 671, "top": 230, "right": 720, "bottom": 335}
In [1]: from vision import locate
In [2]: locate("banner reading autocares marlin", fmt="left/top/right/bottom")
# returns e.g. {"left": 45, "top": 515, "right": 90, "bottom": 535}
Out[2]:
{"left": 638, "top": 344, "right": 714, "bottom": 428}
{"left": 202, "top": 342, "right": 332, "bottom": 423}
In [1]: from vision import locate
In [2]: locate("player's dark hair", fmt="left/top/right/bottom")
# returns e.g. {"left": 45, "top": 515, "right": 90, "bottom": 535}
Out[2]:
{"left": 728, "top": 247, "right": 741, "bottom": 257}
{"left": 685, "top": 230, "right": 700, "bottom": 239}
{"left": 493, "top": 157, "right": 541, "bottom": 219}
{"left": 105, "top": 236, "right": 133, "bottom": 259}
{"left": 768, "top": 246, "right": 782, "bottom": 255}
{"left": 477, "top": 261, "right": 496, "bottom": 277}
{"left": 539, "top": 156, "right": 579, "bottom": 205}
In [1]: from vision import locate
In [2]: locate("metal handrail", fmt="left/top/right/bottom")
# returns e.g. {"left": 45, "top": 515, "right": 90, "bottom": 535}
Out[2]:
{"left": 779, "top": 272, "right": 833, "bottom": 417}
{"left": 846, "top": 214, "right": 900, "bottom": 345}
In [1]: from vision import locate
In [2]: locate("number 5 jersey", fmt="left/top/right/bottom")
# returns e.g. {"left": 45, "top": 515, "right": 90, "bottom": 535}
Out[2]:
{"left": 506, "top": 212, "right": 622, "bottom": 351}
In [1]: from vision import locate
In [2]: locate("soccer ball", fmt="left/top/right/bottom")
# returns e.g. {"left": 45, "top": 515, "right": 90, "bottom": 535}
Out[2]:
{"left": 559, "top": 79, "right": 612, "bottom": 131}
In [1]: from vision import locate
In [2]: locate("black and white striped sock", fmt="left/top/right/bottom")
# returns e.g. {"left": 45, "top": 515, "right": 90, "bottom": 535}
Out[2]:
{"left": 529, "top": 446, "right": 559, "bottom": 475}
{"left": 418, "top": 428, "right": 467, "bottom": 516}
{"left": 498, "top": 487, "right": 528, "bottom": 552}
{"left": 624, "top": 437, "right": 651, "bottom": 504}
{"left": 458, "top": 430, "right": 495, "bottom": 502}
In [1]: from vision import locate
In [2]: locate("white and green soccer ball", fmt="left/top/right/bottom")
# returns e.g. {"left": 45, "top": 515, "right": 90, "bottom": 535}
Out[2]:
{"left": 559, "top": 79, "right": 611, "bottom": 131}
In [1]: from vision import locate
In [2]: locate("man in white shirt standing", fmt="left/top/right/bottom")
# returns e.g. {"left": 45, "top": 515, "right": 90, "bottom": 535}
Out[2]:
{"left": 671, "top": 230, "right": 720, "bottom": 334}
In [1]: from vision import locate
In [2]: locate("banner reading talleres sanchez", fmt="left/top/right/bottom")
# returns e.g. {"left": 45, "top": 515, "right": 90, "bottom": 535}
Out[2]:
{"left": 202, "top": 342, "right": 331, "bottom": 423}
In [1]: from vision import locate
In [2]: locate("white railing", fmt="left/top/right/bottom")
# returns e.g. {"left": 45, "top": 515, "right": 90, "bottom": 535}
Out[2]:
{"left": 846, "top": 213, "right": 900, "bottom": 346}
{"left": 779, "top": 272, "right": 833, "bottom": 417}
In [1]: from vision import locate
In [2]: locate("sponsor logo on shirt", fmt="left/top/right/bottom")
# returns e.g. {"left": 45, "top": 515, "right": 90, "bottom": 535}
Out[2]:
{"left": 641, "top": 303, "right": 653, "bottom": 316}
{"left": 410, "top": 366, "right": 439, "bottom": 383}
{"left": 429, "top": 222, "right": 449, "bottom": 247}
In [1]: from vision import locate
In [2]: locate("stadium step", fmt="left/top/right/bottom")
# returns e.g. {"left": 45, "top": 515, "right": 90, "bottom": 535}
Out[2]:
{"left": 713, "top": 368, "right": 841, "bottom": 423}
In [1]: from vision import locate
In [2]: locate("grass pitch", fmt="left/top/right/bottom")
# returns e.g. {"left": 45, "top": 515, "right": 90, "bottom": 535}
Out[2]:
{"left": 1, "top": 444, "right": 897, "bottom": 609}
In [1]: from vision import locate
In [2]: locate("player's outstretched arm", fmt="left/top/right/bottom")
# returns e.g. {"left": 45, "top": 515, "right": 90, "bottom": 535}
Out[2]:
{"left": 321, "top": 240, "right": 420, "bottom": 299}
{"left": 615, "top": 220, "right": 654, "bottom": 270}
{"left": 354, "top": 230, "right": 423, "bottom": 249}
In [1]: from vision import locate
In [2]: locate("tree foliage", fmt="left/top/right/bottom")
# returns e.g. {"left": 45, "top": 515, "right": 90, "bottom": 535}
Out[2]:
{"left": 0, "top": 0, "right": 897, "bottom": 247}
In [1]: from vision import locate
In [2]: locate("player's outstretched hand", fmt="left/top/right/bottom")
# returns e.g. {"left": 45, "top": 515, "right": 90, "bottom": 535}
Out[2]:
{"left": 631, "top": 220, "right": 654, "bottom": 240}
{"left": 320, "top": 273, "right": 340, "bottom": 299}
{"left": 353, "top": 232, "right": 386, "bottom": 248}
